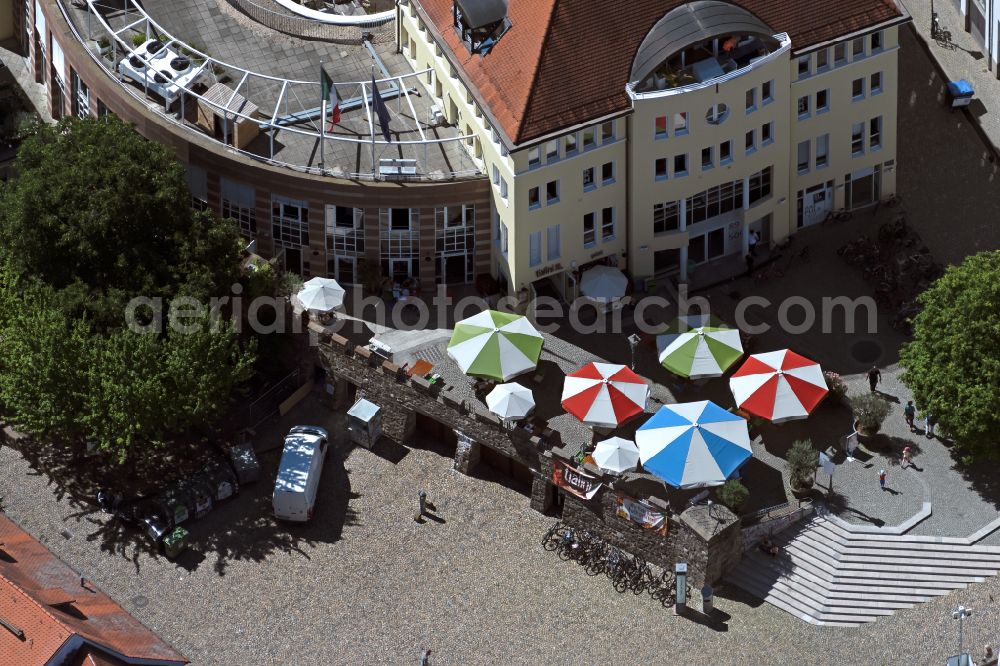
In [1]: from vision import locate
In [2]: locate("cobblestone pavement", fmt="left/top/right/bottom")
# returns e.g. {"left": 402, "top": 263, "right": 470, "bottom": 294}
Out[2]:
{"left": 5, "top": 396, "right": 1000, "bottom": 666}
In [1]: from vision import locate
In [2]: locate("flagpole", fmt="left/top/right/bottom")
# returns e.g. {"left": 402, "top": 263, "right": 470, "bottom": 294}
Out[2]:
{"left": 371, "top": 66, "right": 377, "bottom": 179}
{"left": 319, "top": 61, "right": 326, "bottom": 172}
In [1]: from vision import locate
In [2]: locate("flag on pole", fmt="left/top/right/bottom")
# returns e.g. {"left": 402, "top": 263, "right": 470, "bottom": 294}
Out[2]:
{"left": 371, "top": 72, "right": 392, "bottom": 143}
{"left": 320, "top": 66, "right": 340, "bottom": 129}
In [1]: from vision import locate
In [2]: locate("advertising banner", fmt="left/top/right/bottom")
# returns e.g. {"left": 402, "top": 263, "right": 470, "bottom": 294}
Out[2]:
{"left": 615, "top": 493, "right": 669, "bottom": 535}
{"left": 552, "top": 459, "right": 602, "bottom": 500}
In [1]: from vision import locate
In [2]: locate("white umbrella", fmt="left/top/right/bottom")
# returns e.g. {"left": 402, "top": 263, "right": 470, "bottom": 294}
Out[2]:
{"left": 592, "top": 436, "right": 640, "bottom": 473}
{"left": 485, "top": 383, "right": 535, "bottom": 420}
{"left": 580, "top": 265, "right": 628, "bottom": 302}
{"left": 297, "top": 277, "right": 346, "bottom": 312}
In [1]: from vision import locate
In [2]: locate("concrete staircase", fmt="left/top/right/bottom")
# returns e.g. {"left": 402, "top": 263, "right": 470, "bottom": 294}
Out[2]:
{"left": 726, "top": 515, "right": 1000, "bottom": 627}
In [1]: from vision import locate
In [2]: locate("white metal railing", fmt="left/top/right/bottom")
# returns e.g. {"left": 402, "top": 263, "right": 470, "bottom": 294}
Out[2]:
{"left": 55, "top": 0, "right": 482, "bottom": 180}
{"left": 225, "top": 0, "right": 393, "bottom": 43}
{"left": 627, "top": 33, "right": 792, "bottom": 100}
{"left": 270, "top": 0, "right": 394, "bottom": 25}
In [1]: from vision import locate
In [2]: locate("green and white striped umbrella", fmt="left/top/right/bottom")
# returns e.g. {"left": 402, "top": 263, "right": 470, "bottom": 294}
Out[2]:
{"left": 447, "top": 310, "right": 544, "bottom": 381}
{"left": 657, "top": 315, "right": 743, "bottom": 379}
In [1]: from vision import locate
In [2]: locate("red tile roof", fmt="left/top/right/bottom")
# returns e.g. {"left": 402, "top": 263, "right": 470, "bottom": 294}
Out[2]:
{"left": 417, "top": 0, "right": 905, "bottom": 144}
{"left": 0, "top": 514, "right": 187, "bottom": 666}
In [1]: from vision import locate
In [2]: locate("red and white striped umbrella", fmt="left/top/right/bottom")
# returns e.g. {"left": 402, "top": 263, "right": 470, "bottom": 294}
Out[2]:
{"left": 729, "top": 350, "right": 828, "bottom": 423}
{"left": 561, "top": 363, "right": 649, "bottom": 428}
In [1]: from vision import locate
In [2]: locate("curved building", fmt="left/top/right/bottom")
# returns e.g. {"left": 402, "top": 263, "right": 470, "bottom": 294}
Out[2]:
{"left": 3, "top": 0, "right": 908, "bottom": 294}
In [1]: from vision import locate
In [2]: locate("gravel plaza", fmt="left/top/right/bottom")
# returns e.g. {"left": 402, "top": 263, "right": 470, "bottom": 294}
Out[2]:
{"left": 4, "top": 16, "right": 1000, "bottom": 666}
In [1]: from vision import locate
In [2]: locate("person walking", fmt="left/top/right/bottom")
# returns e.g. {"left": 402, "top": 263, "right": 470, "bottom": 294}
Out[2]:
{"left": 901, "top": 446, "right": 911, "bottom": 469}
{"left": 867, "top": 365, "right": 882, "bottom": 393}
{"left": 745, "top": 253, "right": 755, "bottom": 274}
{"left": 903, "top": 400, "right": 916, "bottom": 431}
{"left": 925, "top": 412, "right": 938, "bottom": 439}
{"left": 748, "top": 229, "right": 761, "bottom": 256}
{"left": 879, "top": 469, "right": 887, "bottom": 491}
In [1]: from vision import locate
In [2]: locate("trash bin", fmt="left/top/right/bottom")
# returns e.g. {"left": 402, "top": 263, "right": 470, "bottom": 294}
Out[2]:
{"left": 701, "top": 584, "right": 714, "bottom": 614}
{"left": 947, "top": 79, "right": 975, "bottom": 108}
{"left": 229, "top": 443, "right": 260, "bottom": 485}
{"left": 162, "top": 527, "right": 189, "bottom": 560}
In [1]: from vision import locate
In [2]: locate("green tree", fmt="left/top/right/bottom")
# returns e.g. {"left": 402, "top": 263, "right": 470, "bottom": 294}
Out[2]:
{"left": 0, "top": 116, "right": 241, "bottom": 328}
{"left": 0, "top": 117, "right": 256, "bottom": 461}
{"left": 716, "top": 479, "right": 749, "bottom": 512}
{"left": 900, "top": 251, "right": 1000, "bottom": 458}
{"left": 787, "top": 439, "right": 817, "bottom": 490}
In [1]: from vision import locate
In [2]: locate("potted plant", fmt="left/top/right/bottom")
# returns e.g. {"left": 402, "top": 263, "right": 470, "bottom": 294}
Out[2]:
{"left": 131, "top": 33, "right": 146, "bottom": 48}
{"left": 787, "top": 439, "right": 817, "bottom": 496}
{"left": 824, "top": 371, "right": 848, "bottom": 405}
{"left": 97, "top": 36, "right": 111, "bottom": 57}
{"left": 850, "top": 393, "right": 891, "bottom": 436}
{"left": 716, "top": 479, "right": 749, "bottom": 513}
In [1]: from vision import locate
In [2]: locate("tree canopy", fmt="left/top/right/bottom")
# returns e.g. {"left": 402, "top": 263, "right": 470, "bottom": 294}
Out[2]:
{"left": 900, "top": 251, "right": 1000, "bottom": 459}
{"left": 0, "top": 117, "right": 255, "bottom": 461}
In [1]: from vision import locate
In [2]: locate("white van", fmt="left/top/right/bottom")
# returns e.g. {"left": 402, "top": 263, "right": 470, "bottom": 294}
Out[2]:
{"left": 272, "top": 426, "right": 329, "bottom": 522}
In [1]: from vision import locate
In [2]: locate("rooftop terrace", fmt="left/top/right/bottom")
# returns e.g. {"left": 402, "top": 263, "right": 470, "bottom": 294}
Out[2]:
{"left": 60, "top": 0, "right": 481, "bottom": 180}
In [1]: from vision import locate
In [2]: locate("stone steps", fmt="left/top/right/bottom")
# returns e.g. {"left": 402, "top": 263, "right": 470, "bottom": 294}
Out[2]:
{"left": 725, "top": 516, "right": 1000, "bottom": 626}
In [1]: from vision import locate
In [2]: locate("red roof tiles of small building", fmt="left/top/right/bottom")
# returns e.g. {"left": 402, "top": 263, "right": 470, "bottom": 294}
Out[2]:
{"left": 0, "top": 514, "right": 187, "bottom": 666}
{"left": 416, "top": 0, "right": 904, "bottom": 144}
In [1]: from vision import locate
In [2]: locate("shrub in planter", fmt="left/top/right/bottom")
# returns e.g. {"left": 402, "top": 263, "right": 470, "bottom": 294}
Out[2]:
{"left": 787, "top": 439, "right": 818, "bottom": 491}
{"left": 716, "top": 479, "right": 749, "bottom": 512}
{"left": 131, "top": 33, "right": 146, "bottom": 48}
{"left": 850, "top": 393, "right": 891, "bottom": 435}
{"left": 824, "top": 371, "right": 848, "bottom": 403}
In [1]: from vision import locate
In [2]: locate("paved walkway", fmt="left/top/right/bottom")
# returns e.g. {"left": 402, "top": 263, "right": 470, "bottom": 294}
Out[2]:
{"left": 901, "top": 0, "right": 1000, "bottom": 155}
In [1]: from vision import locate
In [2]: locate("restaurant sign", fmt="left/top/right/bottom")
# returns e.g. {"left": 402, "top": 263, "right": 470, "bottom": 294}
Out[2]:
{"left": 534, "top": 262, "right": 563, "bottom": 278}
{"left": 615, "top": 492, "right": 668, "bottom": 535}
{"left": 552, "top": 459, "right": 602, "bottom": 500}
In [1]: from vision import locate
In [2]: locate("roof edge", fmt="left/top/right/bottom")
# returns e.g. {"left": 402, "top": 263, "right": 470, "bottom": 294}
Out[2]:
{"left": 511, "top": 0, "right": 563, "bottom": 145}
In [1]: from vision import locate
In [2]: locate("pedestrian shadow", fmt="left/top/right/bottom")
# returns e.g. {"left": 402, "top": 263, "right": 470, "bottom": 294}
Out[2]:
{"left": 882, "top": 487, "right": 902, "bottom": 496}
{"left": 825, "top": 491, "right": 887, "bottom": 527}
{"left": 873, "top": 390, "right": 900, "bottom": 404}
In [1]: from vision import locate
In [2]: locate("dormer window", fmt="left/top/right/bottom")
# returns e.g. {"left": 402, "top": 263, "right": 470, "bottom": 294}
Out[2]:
{"left": 453, "top": 0, "right": 511, "bottom": 56}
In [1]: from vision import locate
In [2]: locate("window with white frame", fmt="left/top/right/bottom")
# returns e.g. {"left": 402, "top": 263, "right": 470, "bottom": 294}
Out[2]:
{"left": 684, "top": 180, "right": 745, "bottom": 226}
{"left": 500, "top": 176, "right": 508, "bottom": 201}
{"left": 674, "top": 153, "right": 688, "bottom": 175}
{"left": 871, "top": 71, "right": 883, "bottom": 94}
{"left": 851, "top": 122, "right": 864, "bottom": 155}
{"left": 673, "top": 112, "right": 688, "bottom": 134}
{"left": 583, "top": 127, "right": 596, "bottom": 149}
{"left": 327, "top": 205, "right": 365, "bottom": 255}
{"left": 762, "top": 122, "right": 773, "bottom": 145}
{"left": 871, "top": 31, "right": 883, "bottom": 52}
{"left": 272, "top": 196, "right": 309, "bottom": 247}
{"left": 601, "top": 207, "right": 615, "bottom": 240}
{"left": 221, "top": 178, "right": 257, "bottom": 235}
{"left": 529, "top": 230, "right": 542, "bottom": 267}
{"left": 546, "top": 180, "right": 559, "bottom": 204}
{"left": 492, "top": 164, "right": 500, "bottom": 184}
{"left": 547, "top": 224, "right": 560, "bottom": 261}
{"left": 720, "top": 140, "right": 732, "bottom": 163}
{"left": 655, "top": 157, "right": 667, "bottom": 180}
{"left": 816, "top": 48, "right": 829, "bottom": 70}
{"left": 816, "top": 134, "right": 830, "bottom": 168}
{"left": 380, "top": 208, "right": 419, "bottom": 268}
{"left": 748, "top": 167, "right": 772, "bottom": 206}
{"left": 701, "top": 146, "right": 713, "bottom": 170}
{"left": 797, "top": 55, "right": 810, "bottom": 78}
{"left": 545, "top": 139, "right": 559, "bottom": 162}
{"left": 601, "top": 161, "right": 614, "bottom": 184}
{"left": 565, "top": 132, "right": 578, "bottom": 154}
{"left": 653, "top": 201, "right": 679, "bottom": 234}
{"left": 762, "top": 80, "right": 773, "bottom": 103}
{"left": 583, "top": 167, "right": 595, "bottom": 190}
{"left": 870, "top": 116, "right": 882, "bottom": 150}
{"left": 797, "top": 95, "right": 810, "bottom": 118}
{"left": 797, "top": 140, "right": 810, "bottom": 174}
{"left": 655, "top": 115, "right": 667, "bottom": 138}
{"left": 500, "top": 221, "right": 509, "bottom": 254}
{"left": 71, "top": 70, "right": 89, "bottom": 118}
{"left": 852, "top": 78, "right": 865, "bottom": 99}
{"left": 834, "top": 43, "right": 847, "bottom": 65}
{"left": 705, "top": 103, "right": 729, "bottom": 125}
{"left": 816, "top": 89, "right": 829, "bottom": 112}
{"left": 745, "top": 129, "right": 756, "bottom": 154}
{"left": 528, "top": 186, "right": 540, "bottom": 209}
{"left": 583, "top": 212, "right": 596, "bottom": 246}
{"left": 601, "top": 121, "right": 614, "bottom": 143}
{"left": 851, "top": 36, "right": 865, "bottom": 59}
{"left": 746, "top": 88, "right": 756, "bottom": 112}
{"left": 528, "top": 147, "right": 541, "bottom": 168}
{"left": 185, "top": 165, "right": 208, "bottom": 211}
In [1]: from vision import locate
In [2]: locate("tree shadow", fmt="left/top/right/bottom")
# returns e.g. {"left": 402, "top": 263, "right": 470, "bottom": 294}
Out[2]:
{"left": 824, "top": 489, "right": 886, "bottom": 527}
{"left": 735, "top": 457, "right": 787, "bottom": 514}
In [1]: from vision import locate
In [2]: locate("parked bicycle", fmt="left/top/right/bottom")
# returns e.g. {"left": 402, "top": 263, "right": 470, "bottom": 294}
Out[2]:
{"left": 821, "top": 208, "right": 853, "bottom": 226}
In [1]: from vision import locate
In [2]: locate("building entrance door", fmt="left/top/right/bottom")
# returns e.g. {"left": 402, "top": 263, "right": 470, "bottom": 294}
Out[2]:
{"left": 440, "top": 254, "right": 467, "bottom": 284}
{"left": 284, "top": 247, "right": 302, "bottom": 276}
{"left": 798, "top": 183, "right": 833, "bottom": 228}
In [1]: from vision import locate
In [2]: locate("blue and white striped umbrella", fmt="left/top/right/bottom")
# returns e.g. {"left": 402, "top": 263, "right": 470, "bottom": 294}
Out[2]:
{"left": 635, "top": 401, "right": 752, "bottom": 489}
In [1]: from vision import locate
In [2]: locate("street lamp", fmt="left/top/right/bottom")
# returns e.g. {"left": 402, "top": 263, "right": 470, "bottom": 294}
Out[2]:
{"left": 953, "top": 605, "right": 973, "bottom": 664}
{"left": 627, "top": 333, "right": 641, "bottom": 370}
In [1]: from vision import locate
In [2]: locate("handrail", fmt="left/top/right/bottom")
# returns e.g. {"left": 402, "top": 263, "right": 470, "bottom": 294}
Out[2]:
{"left": 627, "top": 32, "right": 792, "bottom": 100}
{"left": 54, "top": 0, "right": 484, "bottom": 180}
{"left": 270, "top": 0, "right": 394, "bottom": 26}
